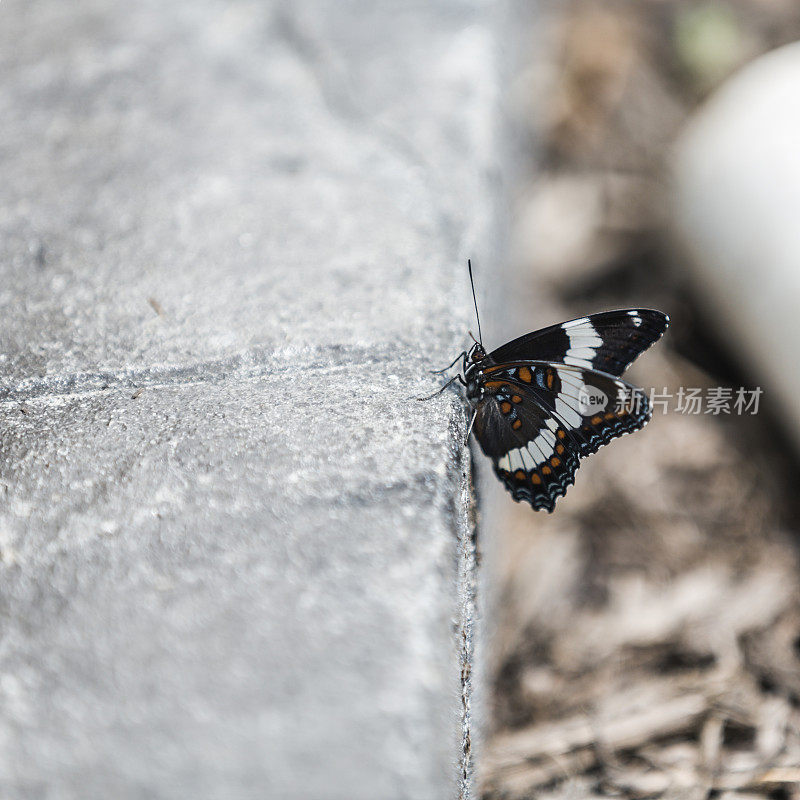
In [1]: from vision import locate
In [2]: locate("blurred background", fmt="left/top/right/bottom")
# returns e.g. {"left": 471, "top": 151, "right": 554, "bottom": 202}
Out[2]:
{"left": 482, "top": 1, "right": 800, "bottom": 798}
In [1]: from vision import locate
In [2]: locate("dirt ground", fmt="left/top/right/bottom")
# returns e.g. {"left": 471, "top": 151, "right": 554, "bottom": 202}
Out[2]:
{"left": 481, "top": 2, "right": 800, "bottom": 798}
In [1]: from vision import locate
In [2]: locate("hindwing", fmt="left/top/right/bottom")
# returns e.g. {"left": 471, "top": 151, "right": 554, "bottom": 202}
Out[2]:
{"left": 472, "top": 361, "right": 651, "bottom": 511}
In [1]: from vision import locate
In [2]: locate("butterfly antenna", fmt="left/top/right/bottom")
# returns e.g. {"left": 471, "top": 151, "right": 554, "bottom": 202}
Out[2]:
{"left": 468, "top": 259, "right": 483, "bottom": 346}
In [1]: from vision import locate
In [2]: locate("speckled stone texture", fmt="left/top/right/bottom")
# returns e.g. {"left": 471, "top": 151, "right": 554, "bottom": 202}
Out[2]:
{"left": 0, "top": 1, "right": 500, "bottom": 797}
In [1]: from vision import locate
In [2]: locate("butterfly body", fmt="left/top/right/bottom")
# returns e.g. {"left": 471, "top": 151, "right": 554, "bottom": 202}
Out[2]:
{"left": 454, "top": 309, "right": 669, "bottom": 512}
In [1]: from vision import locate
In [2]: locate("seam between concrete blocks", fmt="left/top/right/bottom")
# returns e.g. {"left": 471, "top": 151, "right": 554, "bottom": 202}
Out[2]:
{"left": 0, "top": 344, "right": 424, "bottom": 405}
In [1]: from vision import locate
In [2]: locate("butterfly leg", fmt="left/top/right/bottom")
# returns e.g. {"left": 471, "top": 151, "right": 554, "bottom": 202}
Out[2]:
{"left": 430, "top": 351, "right": 467, "bottom": 375}
{"left": 416, "top": 374, "right": 465, "bottom": 402}
{"left": 464, "top": 407, "right": 478, "bottom": 445}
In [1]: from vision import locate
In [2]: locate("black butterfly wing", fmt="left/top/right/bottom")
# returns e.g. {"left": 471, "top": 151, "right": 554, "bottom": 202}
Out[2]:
{"left": 472, "top": 361, "right": 651, "bottom": 511}
{"left": 473, "top": 389, "right": 581, "bottom": 511}
{"left": 489, "top": 310, "right": 669, "bottom": 377}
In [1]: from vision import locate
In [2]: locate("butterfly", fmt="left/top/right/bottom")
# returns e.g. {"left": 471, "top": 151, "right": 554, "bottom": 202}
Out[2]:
{"left": 423, "top": 262, "right": 669, "bottom": 511}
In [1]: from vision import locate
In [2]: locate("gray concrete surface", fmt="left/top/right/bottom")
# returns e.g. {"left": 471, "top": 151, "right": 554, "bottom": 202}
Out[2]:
{"left": 0, "top": 1, "right": 501, "bottom": 797}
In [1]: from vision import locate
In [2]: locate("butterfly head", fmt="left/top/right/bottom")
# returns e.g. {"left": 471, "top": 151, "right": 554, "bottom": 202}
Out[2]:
{"left": 464, "top": 342, "right": 487, "bottom": 401}
{"left": 468, "top": 341, "right": 486, "bottom": 363}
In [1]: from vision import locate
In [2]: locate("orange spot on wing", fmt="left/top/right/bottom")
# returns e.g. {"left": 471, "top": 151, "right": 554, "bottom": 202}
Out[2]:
{"left": 531, "top": 473, "right": 542, "bottom": 485}
{"left": 551, "top": 456, "right": 561, "bottom": 468}
{"left": 556, "top": 444, "right": 565, "bottom": 455}
{"left": 541, "top": 465, "right": 551, "bottom": 476}
{"left": 604, "top": 412, "right": 615, "bottom": 421}
{"left": 514, "top": 470, "right": 526, "bottom": 481}
{"left": 557, "top": 429, "right": 566, "bottom": 439}
{"left": 546, "top": 370, "right": 554, "bottom": 389}
{"left": 518, "top": 366, "right": 532, "bottom": 383}
{"left": 512, "top": 419, "right": 522, "bottom": 430}
{"left": 500, "top": 401, "right": 512, "bottom": 414}
{"left": 591, "top": 415, "right": 603, "bottom": 425}
{"left": 511, "top": 395, "right": 522, "bottom": 404}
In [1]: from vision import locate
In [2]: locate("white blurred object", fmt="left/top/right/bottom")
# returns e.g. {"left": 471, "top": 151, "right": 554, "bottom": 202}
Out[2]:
{"left": 673, "top": 42, "right": 800, "bottom": 449}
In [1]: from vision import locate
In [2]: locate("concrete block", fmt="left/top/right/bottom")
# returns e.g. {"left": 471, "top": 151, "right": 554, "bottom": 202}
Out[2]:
{"left": 0, "top": 0, "right": 501, "bottom": 796}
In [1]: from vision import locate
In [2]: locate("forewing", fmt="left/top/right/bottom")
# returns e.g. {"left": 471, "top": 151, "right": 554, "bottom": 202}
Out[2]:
{"left": 488, "top": 309, "right": 669, "bottom": 377}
